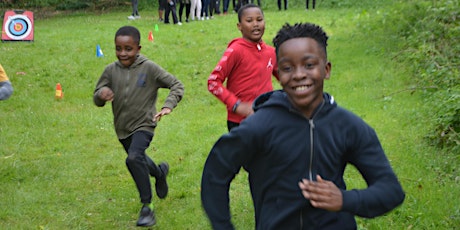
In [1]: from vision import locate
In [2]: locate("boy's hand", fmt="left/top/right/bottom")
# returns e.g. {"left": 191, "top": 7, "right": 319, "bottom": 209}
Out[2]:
{"left": 98, "top": 87, "right": 114, "bottom": 102}
{"left": 298, "top": 175, "right": 343, "bottom": 212}
{"left": 154, "top": 107, "right": 172, "bottom": 122}
{"left": 234, "top": 102, "right": 254, "bottom": 117}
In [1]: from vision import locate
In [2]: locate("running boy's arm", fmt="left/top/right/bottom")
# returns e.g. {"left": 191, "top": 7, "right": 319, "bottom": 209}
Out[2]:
{"left": 154, "top": 65, "right": 184, "bottom": 113}
{"left": 93, "top": 67, "right": 113, "bottom": 107}
{"left": 207, "top": 48, "right": 240, "bottom": 112}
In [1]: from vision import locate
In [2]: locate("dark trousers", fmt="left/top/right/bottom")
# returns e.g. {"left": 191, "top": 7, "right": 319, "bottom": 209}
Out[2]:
{"left": 202, "top": 0, "right": 210, "bottom": 17}
{"left": 179, "top": 2, "right": 191, "bottom": 21}
{"left": 306, "top": 0, "right": 315, "bottom": 9}
{"left": 120, "top": 130, "right": 162, "bottom": 204}
{"left": 165, "top": 1, "right": 179, "bottom": 23}
{"left": 211, "top": 0, "right": 221, "bottom": 14}
{"left": 277, "top": 0, "right": 287, "bottom": 10}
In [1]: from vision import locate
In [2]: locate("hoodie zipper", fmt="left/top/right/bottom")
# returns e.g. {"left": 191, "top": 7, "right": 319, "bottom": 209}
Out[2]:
{"left": 308, "top": 119, "right": 315, "bottom": 181}
{"left": 300, "top": 100, "right": 326, "bottom": 229}
{"left": 307, "top": 100, "right": 325, "bottom": 181}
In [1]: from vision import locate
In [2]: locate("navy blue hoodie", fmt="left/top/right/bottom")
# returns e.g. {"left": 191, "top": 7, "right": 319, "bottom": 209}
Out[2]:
{"left": 201, "top": 90, "right": 405, "bottom": 229}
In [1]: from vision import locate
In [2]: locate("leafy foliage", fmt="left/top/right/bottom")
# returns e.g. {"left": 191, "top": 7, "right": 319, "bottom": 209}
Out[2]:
{"left": 384, "top": 0, "right": 460, "bottom": 153}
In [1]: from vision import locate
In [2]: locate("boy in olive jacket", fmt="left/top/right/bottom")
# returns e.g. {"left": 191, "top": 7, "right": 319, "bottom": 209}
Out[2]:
{"left": 94, "top": 26, "right": 184, "bottom": 227}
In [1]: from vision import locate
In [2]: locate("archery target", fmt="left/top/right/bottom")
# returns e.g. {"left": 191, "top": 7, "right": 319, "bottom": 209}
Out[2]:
{"left": 2, "top": 10, "right": 34, "bottom": 41}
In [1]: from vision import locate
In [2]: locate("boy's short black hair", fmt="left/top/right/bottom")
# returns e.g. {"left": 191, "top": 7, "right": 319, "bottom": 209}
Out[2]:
{"left": 237, "top": 4, "right": 263, "bottom": 22}
{"left": 273, "top": 23, "right": 328, "bottom": 58}
{"left": 115, "top": 26, "right": 141, "bottom": 45}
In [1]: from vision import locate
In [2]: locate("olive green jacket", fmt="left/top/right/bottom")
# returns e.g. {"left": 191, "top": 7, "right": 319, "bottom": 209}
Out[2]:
{"left": 94, "top": 55, "right": 184, "bottom": 139}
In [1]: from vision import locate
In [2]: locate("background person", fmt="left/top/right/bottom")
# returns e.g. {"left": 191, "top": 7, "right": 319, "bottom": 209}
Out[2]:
{"left": 207, "top": 4, "right": 278, "bottom": 131}
{"left": 0, "top": 64, "right": 13, "bottom": 100}
{"left": 93, "top": 26, "right": 184, "bottom": 227}
{"left": 128, "top": 0, "right": 141, "bottom": 20}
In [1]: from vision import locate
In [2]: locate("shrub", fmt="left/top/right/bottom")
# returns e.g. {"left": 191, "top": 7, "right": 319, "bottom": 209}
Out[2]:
{"left": 389, "top": 0, "right": 460, "bottom": 153}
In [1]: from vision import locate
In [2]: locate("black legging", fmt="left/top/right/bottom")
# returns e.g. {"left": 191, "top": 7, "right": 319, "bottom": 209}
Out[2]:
{"left": 306, "top": 0, "right": 315, "bottom": 9}
{"left": 179, "top": 2, "right": 191, "bottom": 22}
{"left": 277, "top": 0, "right": 287, "bottom": 10}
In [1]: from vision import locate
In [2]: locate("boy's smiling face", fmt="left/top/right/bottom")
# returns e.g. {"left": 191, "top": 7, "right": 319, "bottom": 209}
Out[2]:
{"left": 115, "top": 35, "right": 141, "bottom": 67}
{"left": 278, "top": 37, "right": 331, "bottom": 118}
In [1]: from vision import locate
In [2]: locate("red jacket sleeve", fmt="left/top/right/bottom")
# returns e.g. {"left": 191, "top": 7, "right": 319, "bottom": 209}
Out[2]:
{"left": 208, "top": 47, "right": 240, "bottom": 111}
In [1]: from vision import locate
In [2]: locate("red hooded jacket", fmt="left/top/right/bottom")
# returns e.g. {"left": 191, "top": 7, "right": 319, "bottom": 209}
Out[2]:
{"left": 208, "top": 37, "right": 278, "bottom": 123}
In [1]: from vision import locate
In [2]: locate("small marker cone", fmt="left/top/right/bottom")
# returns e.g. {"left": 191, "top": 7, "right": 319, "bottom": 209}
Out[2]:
{"left": 96, "top": 44, "right": 104, "bottom": 57}
{"left": 148, "top": 31, "right": 154, "bottom": 42}
{"left": 154, "top": 24, "right": 159, "bottom": 32}
{"left": 55, "top": 83, "right": 63, "bottom": 100}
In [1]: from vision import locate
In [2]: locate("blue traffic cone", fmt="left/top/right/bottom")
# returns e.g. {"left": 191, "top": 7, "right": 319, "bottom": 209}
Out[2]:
{"left": 96, "top": 44, "right": 104, "bottom": 57}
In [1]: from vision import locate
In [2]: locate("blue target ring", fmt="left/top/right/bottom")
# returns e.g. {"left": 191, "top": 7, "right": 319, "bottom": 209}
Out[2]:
{"left": 5, "top": 14, "right": 32, "bottom": 40}
{"left": 9, "top": 18, "right": 28, "bottom": 36}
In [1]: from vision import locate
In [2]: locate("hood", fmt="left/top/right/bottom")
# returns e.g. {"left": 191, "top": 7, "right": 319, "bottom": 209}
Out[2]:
{"left": 115, "top": 54, "right": 148, "bottom": 68}
{"left": 228, "top": 37, "right": 267, "bottom": 51}
{"left": 253, "top": 90, "right": 336, "bottom": 117}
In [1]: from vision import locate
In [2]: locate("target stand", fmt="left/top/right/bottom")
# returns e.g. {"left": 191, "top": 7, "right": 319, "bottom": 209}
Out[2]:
{"left": 2, "top": 10, "right": 34, "bottom": 42}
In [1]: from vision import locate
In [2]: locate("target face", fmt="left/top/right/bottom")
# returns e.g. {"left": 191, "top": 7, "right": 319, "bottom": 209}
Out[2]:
{"left": 5, "top": 15, "right": 32, "bottom": 40}
{"left": 2, "top": 11, "right": 34, "bottom": 41}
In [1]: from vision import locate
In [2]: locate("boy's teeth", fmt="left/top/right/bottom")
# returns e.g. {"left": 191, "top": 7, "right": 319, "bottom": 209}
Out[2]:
{"left": 295, "top": 86, "right": 310, "bottom": 91}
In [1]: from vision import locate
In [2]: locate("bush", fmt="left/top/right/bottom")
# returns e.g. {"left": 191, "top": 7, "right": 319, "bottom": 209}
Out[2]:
{"left": 389, "top": 0, "right": 460, "bottom": 153}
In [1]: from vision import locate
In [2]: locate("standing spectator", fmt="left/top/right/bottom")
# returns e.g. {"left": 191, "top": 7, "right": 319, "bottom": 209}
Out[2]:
{"left": 179, "top": 0, "right": 191, "bottom": 22}
{"left": 128, "top": 0, "right": 141, "bottom": 20}
{"left": 93, "top": 26, "right": 184, "bottom": 227}
{"left": 158, "top": 0, "right": 166, "bottom": 21}
{"left": 211, "top": 0, "right": 221, "bottom": 15}
{"left": 222, "top": 0, "right": 230, "bottom": 14}
{"left": 190, "top": 0, "right": 202, "bottom": 20}
{"left": 207, "top": 4, "right": 278, "bottom": 131}
{"left": 0, "top": 64, "right": 13, "bottom": 100}
{"left": 278, "top": 0, "right": 287, "bottom": 10}
{"left": 306, "top": 0, "right": 316, "bottom": 10}
{"left": 201, "top": 0, "right": 210, "bottom": 20}
{"left": 201, "top": 22, "right": 405, "bottom": 229}
{"left": 165, "top": 0, "right": 182, "bottom": 25}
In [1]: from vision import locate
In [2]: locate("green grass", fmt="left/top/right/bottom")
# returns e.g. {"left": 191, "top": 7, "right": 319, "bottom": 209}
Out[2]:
{"left": 0, "top": 2, "right": 459, "bottom": 229}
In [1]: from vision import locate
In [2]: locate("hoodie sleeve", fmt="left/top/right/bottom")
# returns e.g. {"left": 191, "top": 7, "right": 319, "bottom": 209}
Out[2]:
{"left": 93, "top": 66, "right": 112, "bottom": 107}
{"left": 207, "top": 44, "right": 240, "bottom": 111}
{"left": 341, "top": 123, "right": 405, "bottom": 218}
{"left": 152, "top": 64, "right": 184, "bottom": 109}
{"left": 201, "top": 125, "right": 258, "bottom": 229}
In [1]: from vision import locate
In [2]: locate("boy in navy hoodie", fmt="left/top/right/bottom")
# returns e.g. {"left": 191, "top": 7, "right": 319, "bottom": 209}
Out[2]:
{"left": 201, "top": 23, "right": 405, "bottom": 229}
{"left": 94, "top": 26, "right": 184, "bottom": 227}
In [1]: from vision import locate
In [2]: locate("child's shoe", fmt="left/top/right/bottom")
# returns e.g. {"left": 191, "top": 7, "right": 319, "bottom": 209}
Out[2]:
{"left": 136, "top": 205, "right": 156, "bottom": 227}
{"left": 155, "top": 162, "right": 169, "bottom": 199}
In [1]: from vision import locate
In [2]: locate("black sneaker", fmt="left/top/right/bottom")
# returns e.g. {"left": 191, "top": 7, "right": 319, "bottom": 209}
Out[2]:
{"left": 155, "top": 162, "right": 169, "bottom": 199}
{"left": 136, "top": 205, "right": 156, "bottom": 227}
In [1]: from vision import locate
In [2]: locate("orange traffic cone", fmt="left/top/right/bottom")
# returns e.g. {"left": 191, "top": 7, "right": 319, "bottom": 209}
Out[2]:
{"left": 148, "top": 31, "right": 154, "bottom": 42}
{"left": 55, "top": 83, "right": 63, "bottom": 100}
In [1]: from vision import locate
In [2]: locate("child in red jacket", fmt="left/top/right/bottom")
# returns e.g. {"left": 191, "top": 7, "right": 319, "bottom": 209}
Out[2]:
{"left": 207, "top": 3, "right": 278, "bottom": 131}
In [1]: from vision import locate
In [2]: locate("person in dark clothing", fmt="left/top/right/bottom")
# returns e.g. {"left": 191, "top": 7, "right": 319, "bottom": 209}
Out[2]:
{"left": 278, "top": 0, "right": 287, "bottom": 10}
{"left": 306, "top": 0, "right": 315, "bottom": 10}
{"left": 201, "top": 22, "right": 405, "bottom": 229}
{"left": 165, "top": 0, "right": 182, "bottom": 25}
{"left": 179, "top": 0, "right": 191, "bottom": 22}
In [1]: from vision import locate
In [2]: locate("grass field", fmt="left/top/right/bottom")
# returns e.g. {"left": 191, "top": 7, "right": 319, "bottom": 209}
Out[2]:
{"left": 0, "top": 2, "right": 459, "bottom": 229}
